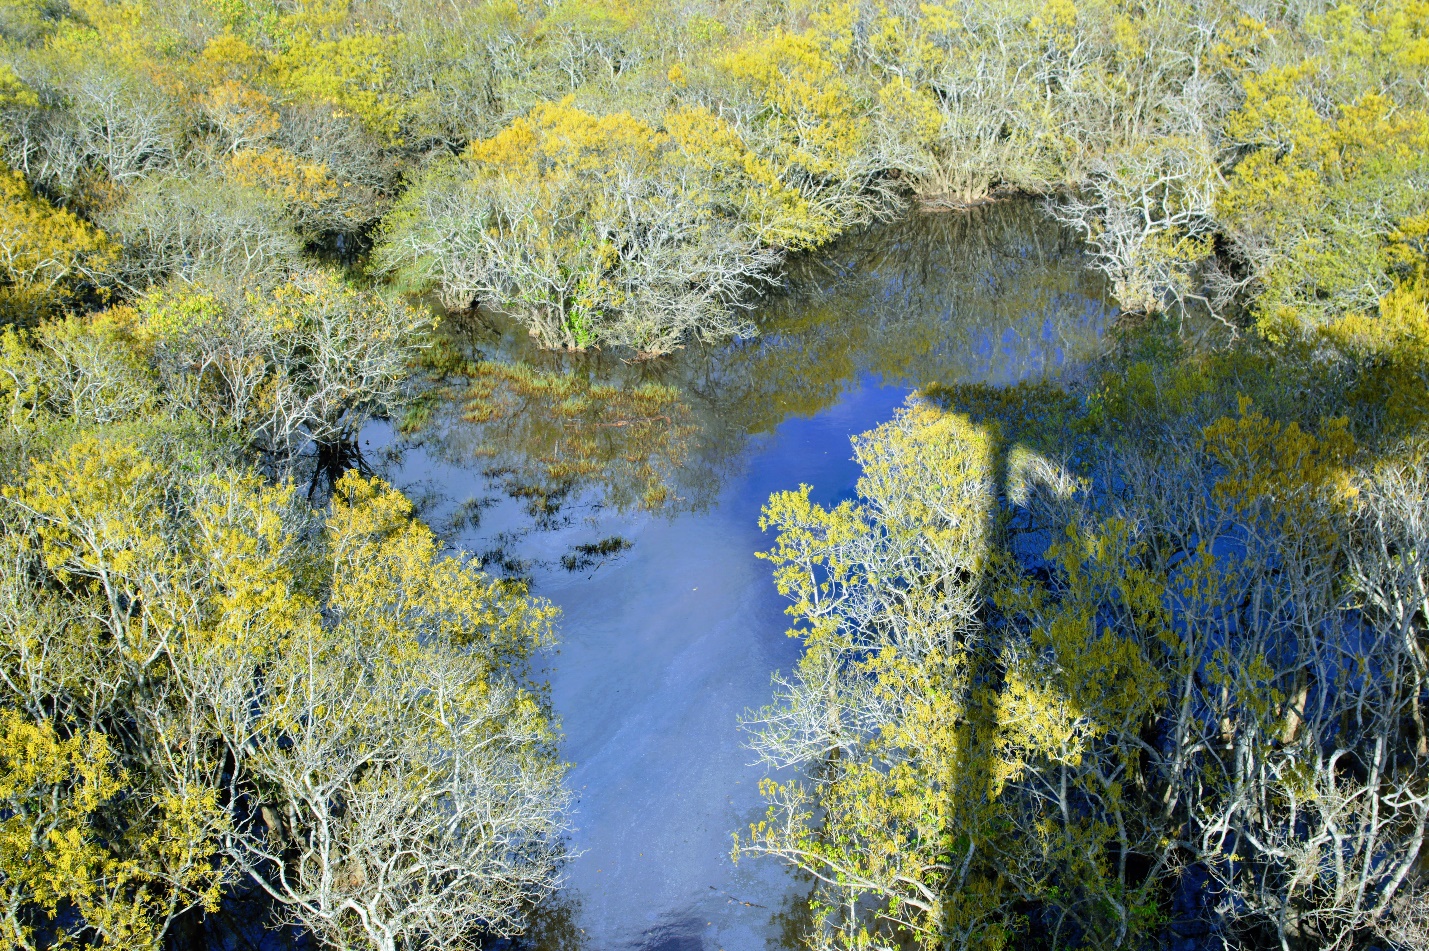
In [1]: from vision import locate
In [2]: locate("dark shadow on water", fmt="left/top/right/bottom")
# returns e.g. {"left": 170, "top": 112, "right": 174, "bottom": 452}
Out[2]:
{"left": 304, "top": 438, "right": 373, "bottom": 501}
{"left": 504, "top": 894, "right": 587, "bottom": 951}
{"left": 362, "top": 198, "right": 1121, "bottom": 948}
{"left": 767, "top": 874, "right": 820, "bottom": 951}
{"left": 632, "top": 916, "right": 705, "bottom": 951}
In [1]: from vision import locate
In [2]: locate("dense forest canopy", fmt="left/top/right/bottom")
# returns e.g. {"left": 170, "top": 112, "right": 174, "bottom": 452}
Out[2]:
{"left": 0, "top": 0, "right": 1425, "bottom": 948}
{"left": 0, "top": 0, "right": 1423, "bottom": 344}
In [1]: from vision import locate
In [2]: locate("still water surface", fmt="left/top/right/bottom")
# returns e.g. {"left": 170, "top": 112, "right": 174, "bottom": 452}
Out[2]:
{"left": 363, "top": 200, "right": 1117, "bottom": 950}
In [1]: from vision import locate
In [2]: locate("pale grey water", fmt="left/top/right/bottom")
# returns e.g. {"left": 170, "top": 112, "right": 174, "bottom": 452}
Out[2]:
{"left": 363, "top": 200, "right": 1117, "bottom": 950}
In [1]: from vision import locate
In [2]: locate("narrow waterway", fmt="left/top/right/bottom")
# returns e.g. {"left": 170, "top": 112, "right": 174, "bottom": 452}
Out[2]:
{"left": 362, "top": 199, "right": 1118, "bottom": 950}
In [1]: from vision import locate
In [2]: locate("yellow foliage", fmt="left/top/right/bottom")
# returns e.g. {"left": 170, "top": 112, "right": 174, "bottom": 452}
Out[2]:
{"left": 1329, "top": 277, "right": 1429, "bottom": 362}
{"left": 1376, "top": 0, "right": 1429, "bottom": 77}
{"left": 1220, "top": 47, "right": 1429, "bottom": 330}
{"left": 0, "top": 712, "right": 128, "bottom": 950}
{"left": 0, "top": 63, "right": 37, "bottom": 110}
{"left": 1327, "top": 277, "right": 1429, "bottom": 432}
{"left": 0, "top": 168, "right": 116, "bottom": 323}
{"left": 0, "top": 427, "right": 560, "bottom": 946}
{"left": 0, "top": 705, "right": 223, "bottom": 951}
{"left": 1209, "top": 15, "right": 1273, "bottom": 73}
{"left": 226, "top": 147, "right": 339, "bottom": 208}
{"left": 662, "top": 105, "right": 836, "bottom": 248}
{"left": 470, "top": 97, "right": 663, "bottom": 179}
{"left": 271, "top": 31, "right": 405, "bottom": 141}
{"left": 877, "top": 76, "right": 943, "bottom": 145}
{"left": 6, "top": 434, "right": 168, "bottom": 594}
{"left": 747, "top": 400, "right": 1183, "bottom": 949}
{"left": 202, "top": 80, "right": 281, "bottom": 145}
{"left": 196, "top": 32, "right": 265, "bottom": 83}
{"left": 1030, "top": 0, "right": 1078, "bottom": 44}
{"left": 1202, "top": 397, "right": 1356, "bottom": 536}
{"left": 718, "top": 27, "right": 868, "bottom": 178}
{"left": 327, "top": 471, "right": 559, "bottom": 658}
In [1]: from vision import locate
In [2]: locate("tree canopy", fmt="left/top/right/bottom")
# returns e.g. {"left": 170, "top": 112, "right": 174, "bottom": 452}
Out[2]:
{"left": 0, "top": 0, "right": 1426, "bottom": 947}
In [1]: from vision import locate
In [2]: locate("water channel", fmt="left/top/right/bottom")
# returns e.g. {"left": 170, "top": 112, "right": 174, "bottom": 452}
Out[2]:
{"left": 361, "top": 199, "right": 1119, "bottom": 951}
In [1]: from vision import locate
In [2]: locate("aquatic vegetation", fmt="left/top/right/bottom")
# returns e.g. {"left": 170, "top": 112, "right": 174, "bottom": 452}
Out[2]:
{"left": 458, "top": 358, "right": 700, "bottom": 513}
{"left": 560, "top": 535, "right": 634, "bottom": 573}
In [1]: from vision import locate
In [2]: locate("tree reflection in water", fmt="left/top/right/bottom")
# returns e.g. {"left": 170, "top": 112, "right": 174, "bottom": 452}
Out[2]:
{"left": 394, "top": 198, "right": 1115, "bottom": 572}
{"left": 365, "top": 197, "right": 1118, "bottom": 949}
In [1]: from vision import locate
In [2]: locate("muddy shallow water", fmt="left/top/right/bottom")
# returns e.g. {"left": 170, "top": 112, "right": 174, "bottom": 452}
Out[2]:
{"left": 362, "top": 200, "right": 1118, "bottom": 950}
